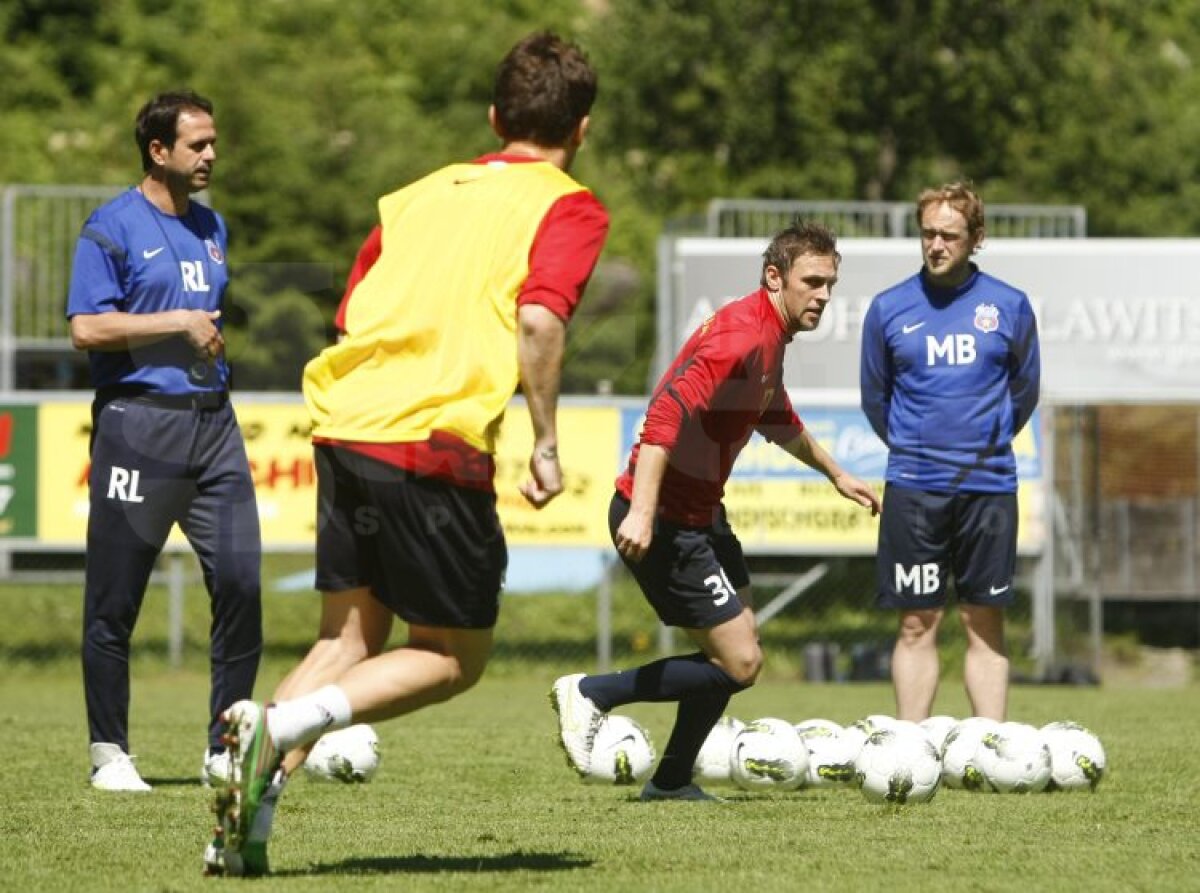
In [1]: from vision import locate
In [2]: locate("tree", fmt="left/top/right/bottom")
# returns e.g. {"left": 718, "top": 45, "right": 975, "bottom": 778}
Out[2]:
{"left": 4, "top": 0, "right": 1200, "bottom": 391}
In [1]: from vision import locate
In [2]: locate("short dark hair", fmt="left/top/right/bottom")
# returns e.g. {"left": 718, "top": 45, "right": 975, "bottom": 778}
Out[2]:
{"left": 492, "top": 31, "right": 597, "bottom": 147}
{"left": 916, "top": 181, "right": 985, "bottom": 238}
{"left": 135, "top": 90, "right": 214, "bottom": 172}
{"left": 760, "top": 220, "right": 840, "bottom": 286}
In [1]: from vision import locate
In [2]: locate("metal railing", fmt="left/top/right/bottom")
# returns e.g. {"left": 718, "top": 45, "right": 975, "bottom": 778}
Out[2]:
{"left": 704, "top": 198, "right": 1087, "bottom": 238}
{"left": 0, "top": 184, "right": 126, "bottom": 389}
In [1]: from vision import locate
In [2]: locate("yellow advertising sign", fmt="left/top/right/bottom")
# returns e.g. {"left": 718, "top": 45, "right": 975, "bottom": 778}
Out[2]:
{"left": 723, "top": 479, "right": 1043, "bottom": 554}
{"left": 35, "top": 399, "right": 622, "bottom": 549}
{"left": 493, "top": 405, "right": 620, "bottom": 546}
{"left": 37, "top": 402, "right": 93, "bottom": 544}
{"left": 232, "top": 402, "right": 318, "bottom": 545}
{"left": 616, "top": 406, "right": 1046, "bottom": 555}
{"left": 34, "top": 399, "right": 1043, "bottom": 555}
{"left": 37, "top": 400, "right": 317, "bottom": 547}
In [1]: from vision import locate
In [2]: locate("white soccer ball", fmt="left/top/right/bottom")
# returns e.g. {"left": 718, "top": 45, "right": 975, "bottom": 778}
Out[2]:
{"left": 303, "top": 724, "right": 381, "bottom": 783}
{"left": 730, "top": 717, "right": 809, "bottom": 792}
{"left": 794, "top": 717, "right": 843, "bottom": 738}
{"left": 975, "top": 721, "right": 1053, "bottom": 793}
{"left": 842, "top": 714, "right": 898, "bottom": 763}
{"left": 796, "top": 721, "right": 856, "bottom": 787}
{"left": 1041, "top": 721, "right": 1107, "bottom": 791}
{"left": 919, "top": 715, "right": 959, "bottom": 754}
{"left": 855, "top": 725, "right": 941, "bottom": 804}
{"left": 584, "top": 714, "right": 656, "bottom": 785}
{"left": 692, "top": 716, "right": 743, "bottom": 786}
{"left": 940, "top": 717, "right": 1002, "bottom": 791}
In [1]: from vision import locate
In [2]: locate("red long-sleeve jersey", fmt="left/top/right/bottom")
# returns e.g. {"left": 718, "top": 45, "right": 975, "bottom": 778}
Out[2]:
{"left": 616, "top": 288, "right": 805, "bottom": 525}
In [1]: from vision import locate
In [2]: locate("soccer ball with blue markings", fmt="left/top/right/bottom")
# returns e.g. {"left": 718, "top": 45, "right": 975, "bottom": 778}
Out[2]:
{"left": 1041, "top": 721, "right": 1106, "bottom": 791}
{"left": 303, "top": 724, "right": 381, "bottom": 783}
{"left": 730, "top": 717, "right": 809, "bottom": 792}
{"left": 855, "top": 724, "right": 941, "bottom": 804}
{"left": 584, "top": 714, "right": 656, "bottom": 785}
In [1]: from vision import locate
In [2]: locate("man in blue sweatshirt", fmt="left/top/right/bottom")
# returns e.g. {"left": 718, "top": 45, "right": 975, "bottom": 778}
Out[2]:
{"left": 860, "top": 181, "right": 1040, "bottom": 722}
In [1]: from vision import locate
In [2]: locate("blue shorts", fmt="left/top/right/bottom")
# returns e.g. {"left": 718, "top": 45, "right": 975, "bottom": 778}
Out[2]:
{"left": 875, "top": 484, "right": 1017, "bottom": 610}
{"left": 609, "top": 492, "right": 749, "bottom": 629}
{"left": 315, "top": 445, "right": 507, "bottom": 629}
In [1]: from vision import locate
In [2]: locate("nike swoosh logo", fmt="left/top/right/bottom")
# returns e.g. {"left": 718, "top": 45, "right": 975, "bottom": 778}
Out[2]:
{"left": 902, "top": 322, "right": 926, "bottom": 334}
{"left": 143, "top": 247, "right": 165, "bottom": 259}
{"left": 989, "top": 584, "right": 1010, "bottom": 595}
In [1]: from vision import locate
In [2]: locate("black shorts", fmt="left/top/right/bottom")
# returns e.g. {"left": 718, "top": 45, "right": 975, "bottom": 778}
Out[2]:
{"left": 609, "top": 492, "right": 750, "bottom": 629}
{"left": 875, "top": 484, "right": 1017, "bottom": 610}
{"left": 314, "top": 444, "right": 507, "bottom": 629}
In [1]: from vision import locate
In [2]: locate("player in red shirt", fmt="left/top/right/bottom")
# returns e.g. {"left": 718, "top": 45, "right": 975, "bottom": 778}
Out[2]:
{"left": 552, "top": 221, "right": 880, "bottom": 800}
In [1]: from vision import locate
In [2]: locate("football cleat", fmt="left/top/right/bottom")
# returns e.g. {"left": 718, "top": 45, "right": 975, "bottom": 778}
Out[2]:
{"left": 207, "top": 701, "right": 282, "bottom": 876}
{"left": 639, "top": 781, "right": 725, "bottom": 802}
{"left": 549, "top": 674, "right": 604, "bottom": 776}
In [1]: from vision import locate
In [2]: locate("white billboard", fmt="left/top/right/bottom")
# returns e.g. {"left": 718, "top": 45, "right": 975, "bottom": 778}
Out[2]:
{"left": 663, "top": 237, "right": 1200, "bottom": 402}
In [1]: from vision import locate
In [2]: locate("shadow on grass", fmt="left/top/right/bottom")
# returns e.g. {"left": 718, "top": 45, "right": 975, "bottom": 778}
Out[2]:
{"left": 142, "top": 776, "right": 206, "bottom": 787}
{"left": 273, "top": 850, "right": 593, "bottom": 877}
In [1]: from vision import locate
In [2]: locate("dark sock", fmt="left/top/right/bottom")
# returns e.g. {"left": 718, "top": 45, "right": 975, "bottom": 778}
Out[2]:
{"left": 650, "top": 690, "right": 733, "bottom": 791}
{"left": 579, "top": 653, "right": 743, "bottom": 712}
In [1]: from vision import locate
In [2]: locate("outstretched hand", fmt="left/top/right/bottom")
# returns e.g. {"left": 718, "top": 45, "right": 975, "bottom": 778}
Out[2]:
{"left": 834, "top": 473, "right": 881, "bottom": 516}
{"left": 518, "top": 444, "right": 564, "bottom": 509}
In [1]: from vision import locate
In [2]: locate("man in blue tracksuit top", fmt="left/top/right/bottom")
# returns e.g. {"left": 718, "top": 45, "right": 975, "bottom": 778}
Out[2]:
{"left": 860, "top": 181, "right": 1040, "bottom": 723}
{"left": 67, "top": 91, "right": 262, "bottom": 791}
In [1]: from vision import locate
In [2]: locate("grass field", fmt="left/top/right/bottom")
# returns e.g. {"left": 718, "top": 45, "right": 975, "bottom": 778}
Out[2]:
{"left": 3, "top": 575, "right": 1199, "bottom": 891}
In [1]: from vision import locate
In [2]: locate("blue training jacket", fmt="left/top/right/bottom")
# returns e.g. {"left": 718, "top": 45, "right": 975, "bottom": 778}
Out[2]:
{"left": 859, "top": 265, "right": 1040, "bottom": 493}
{"left": 66, "top": 187, "right": 230, "bottom": 394}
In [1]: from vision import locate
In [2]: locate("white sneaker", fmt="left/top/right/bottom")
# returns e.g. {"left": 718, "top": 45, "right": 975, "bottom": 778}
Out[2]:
{"left": 90, "top": 743, "right": 151, "bottom": 792}
{"left": 201, "top": 749, "right": 232, "bottom": 788}
{"left": 549, "top": 673, "right": 604, "bottom": 776}
{"left": 639, "top": 781, "right": 724, "bottom": 802}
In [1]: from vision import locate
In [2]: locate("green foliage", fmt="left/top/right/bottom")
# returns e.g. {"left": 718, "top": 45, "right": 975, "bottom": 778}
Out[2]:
{"left": 5, "top": 0, "right": 1200, "bottom": 390}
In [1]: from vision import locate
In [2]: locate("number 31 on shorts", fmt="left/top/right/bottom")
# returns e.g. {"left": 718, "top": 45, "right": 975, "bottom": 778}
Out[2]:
{"left": 703, "top": 568, "right": 736, "bottom": 606}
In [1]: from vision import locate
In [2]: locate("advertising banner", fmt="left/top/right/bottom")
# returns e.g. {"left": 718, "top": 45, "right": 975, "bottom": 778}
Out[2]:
{"left": 0, "top": 405, "right": 38, "bottom": 537}
{"left": 30, "top": 398, "right": 1042, "bottom": 555}
{"left": 33, "top": 399, "right": 624, "bottom": 549}
{"left": 667, "top": 237, "right": 1200, "bottom": 401}
{"left": 619, "top": 406, "right": 1044, "bottom": 555}
{"left": 494, "top": 405, "right": 622, "bottom": 546}
{"left": 35, "top": 402, "right": 89, "bottom": 544}
{"left": 36, "top": 400, "right": 319, "bottom": 547}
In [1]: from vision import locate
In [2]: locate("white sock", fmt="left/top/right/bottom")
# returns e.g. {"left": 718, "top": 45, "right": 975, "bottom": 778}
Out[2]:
{"left": 266, "top": 685, "right": 352, "bottom": 752}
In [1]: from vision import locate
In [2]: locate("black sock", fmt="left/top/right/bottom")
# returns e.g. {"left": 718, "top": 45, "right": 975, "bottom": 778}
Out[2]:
{"left": 650, "top": 690, "right": 733, "bottom": 791}
{"left": 579, "top": 653, "right": 743, "bottom": 712}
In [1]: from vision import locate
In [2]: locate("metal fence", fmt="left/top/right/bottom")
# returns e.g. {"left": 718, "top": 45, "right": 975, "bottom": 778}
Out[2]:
{"left": 6, "top": 186, "right": 1193, "bottom": 686}
{"left": 704, "top": 198, "right": 1087, "bottom": 239}
{"left": 0, "top": 184, "right": 125, "bottom": 389}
